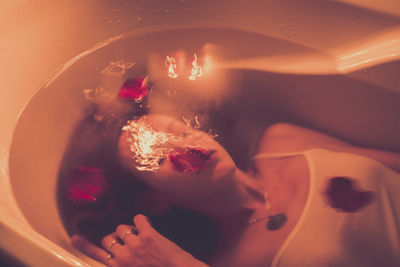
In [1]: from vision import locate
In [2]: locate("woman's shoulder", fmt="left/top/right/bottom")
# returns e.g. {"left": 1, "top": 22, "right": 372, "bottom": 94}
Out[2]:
{"left": 257, "top": 123, "right": 348, "bottom": 155}
{"left": 258, "top": 123, "right": 400, "bottom": 173}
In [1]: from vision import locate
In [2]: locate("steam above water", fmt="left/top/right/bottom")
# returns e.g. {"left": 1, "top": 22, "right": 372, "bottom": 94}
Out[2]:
{"left": 147, "top": 45, "right": 242, "bottom": 120}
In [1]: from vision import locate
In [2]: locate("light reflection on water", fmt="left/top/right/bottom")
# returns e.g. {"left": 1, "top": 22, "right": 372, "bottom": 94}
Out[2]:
{"left": 0, "top": 147, "right": 9, "bottom": 179}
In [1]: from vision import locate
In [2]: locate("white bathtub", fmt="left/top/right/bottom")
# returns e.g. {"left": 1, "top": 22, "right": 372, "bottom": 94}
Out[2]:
{"left": 1, "top": 1, "right": 400, "bottom": 266}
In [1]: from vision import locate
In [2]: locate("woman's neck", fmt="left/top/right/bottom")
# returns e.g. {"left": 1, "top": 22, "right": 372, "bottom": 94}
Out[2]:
{"left": 193, "top": 169, "right": 267, "bottom": 222}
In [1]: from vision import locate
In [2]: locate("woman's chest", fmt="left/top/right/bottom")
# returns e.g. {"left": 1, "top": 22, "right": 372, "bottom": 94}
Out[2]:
{"left": 218, "top": 158, "right": 310, "bottom": 266}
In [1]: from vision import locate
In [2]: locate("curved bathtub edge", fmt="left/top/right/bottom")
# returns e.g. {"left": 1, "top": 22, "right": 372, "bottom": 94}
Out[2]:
{"left": 0, "top": 220, "right": 94, "bottom": 267}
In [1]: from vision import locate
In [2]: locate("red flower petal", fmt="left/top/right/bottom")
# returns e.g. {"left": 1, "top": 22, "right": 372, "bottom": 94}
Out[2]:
{"left": 168, "top": 148, "right": 215, "bottom": 174}
{"left": 117, "top": 76, "right": 149, "bottom": 102}
{"left": 67, "top": 166, "right": 110, "bottom": 204}
{"left": 324, "top": 177, "right": 374, "bottom": 212}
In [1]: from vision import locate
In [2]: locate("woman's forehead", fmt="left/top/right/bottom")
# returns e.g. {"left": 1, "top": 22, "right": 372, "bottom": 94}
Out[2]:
{"left": 122, "top": 116, "right": 178, "bottom": 172}
{"left": 143, "top": 115, "right": 188, "bottom": 134}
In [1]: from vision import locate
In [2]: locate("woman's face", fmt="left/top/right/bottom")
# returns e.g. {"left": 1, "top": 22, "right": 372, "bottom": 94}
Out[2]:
{"left": 118, "top": 114, "right": 236, "bottom": 205}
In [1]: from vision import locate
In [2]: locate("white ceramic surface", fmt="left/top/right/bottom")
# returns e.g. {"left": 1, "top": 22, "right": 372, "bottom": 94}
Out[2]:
{"left": 1, "top": 1, "right": 399, "bottom": 266}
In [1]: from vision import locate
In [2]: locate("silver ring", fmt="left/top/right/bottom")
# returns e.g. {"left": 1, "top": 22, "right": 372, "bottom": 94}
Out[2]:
{"left": 122, "top": 227, "right": 138, "bottom": 240}
{"left": 107, "top": 239, "right": 118, "bottom": 251}
{"left": 105, "top": 254, "right": 112, "bottom": 266}
{"left": 122, "top": 230, "right": 133, "bottom": 240}
{"left": 122, "top": 230, "right": 135, "bottom": 240}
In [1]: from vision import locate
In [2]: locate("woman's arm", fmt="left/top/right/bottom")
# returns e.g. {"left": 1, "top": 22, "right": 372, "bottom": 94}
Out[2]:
{"left": 258, "top": 123, "right": 400, "bottom": 173}
{"left": 72, "top": 214, "right": 209, "bottom": 267}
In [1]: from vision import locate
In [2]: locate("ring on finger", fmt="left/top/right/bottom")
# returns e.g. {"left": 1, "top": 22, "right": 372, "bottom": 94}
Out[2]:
{"left": 122, "top": 227, "right": 139, "bottom": 240}
{"left": 105, "top": 254, "right": 112, "bottom": 266}
{"left": 107, "top": 239, "right": 118, "bottom": 251}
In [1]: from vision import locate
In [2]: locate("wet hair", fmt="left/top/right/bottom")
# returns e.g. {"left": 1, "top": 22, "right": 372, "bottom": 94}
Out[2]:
{"left": 57, "top": 102, "right": 219, "bottom": 262}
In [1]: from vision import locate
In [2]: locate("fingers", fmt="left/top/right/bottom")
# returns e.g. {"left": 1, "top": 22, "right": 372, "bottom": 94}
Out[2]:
{"left": 133, "top": 214, "right": 156, "bottom": 235}
{"left": 71, "top": 216, "right": 157, "bottom": 266}
{"left": 71, "top": 235, "right": 113, "bottom": 265}
{"left": 115, "top": 224, "right": 139, "bottom": 245}
{"left": 102, "top": 232, "right": 124, "bottom": 255}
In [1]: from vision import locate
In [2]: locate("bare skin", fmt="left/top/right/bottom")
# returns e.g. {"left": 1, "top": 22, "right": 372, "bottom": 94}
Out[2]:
{"left": 219, "top": 122, "right": 400, "bottom": 266}
{"left": 73, "top": 118, "right": 400, "bottom": 267}
{"left": 72, "top": 215, "right": 208, "bottom": 267}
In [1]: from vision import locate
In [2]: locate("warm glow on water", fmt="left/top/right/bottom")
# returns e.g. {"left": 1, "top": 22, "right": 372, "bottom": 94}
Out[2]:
{"left": 189, "top": 53, "right": 203, "bottom": 80}
{"left": 165, "top": 56, "right": 178, "bottom": 79}
{"left": 101, "top": 60, "right": 135, "bottom": 77}
{"left": 121, "top": 115, "right": 216, "bottom": 173}
{"left": 122, "top": 117, "right": 177, "bottom": 172}
{"left": 165, "top": 53, "right": 203, "bottom": 80}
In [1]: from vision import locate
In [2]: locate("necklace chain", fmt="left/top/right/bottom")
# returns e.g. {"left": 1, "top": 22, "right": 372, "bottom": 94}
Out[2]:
{"left": 246, "top": 191, "right": 271, "bottom": 226}
{"left": 246, "top": 191, "right": 288, "bottom": 231}
{"left": 247, "top": 215, "right": 270, "bottom": 225}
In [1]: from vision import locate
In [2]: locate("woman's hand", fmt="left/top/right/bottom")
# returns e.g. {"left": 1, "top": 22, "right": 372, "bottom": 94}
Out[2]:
{"left": 72, "top": 214, "right": 209, "bottom": 267}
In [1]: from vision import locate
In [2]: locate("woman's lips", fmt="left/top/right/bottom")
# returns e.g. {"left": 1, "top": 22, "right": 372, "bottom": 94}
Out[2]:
{"left": 168, "top": 148, "right": 216, "bottom": 174}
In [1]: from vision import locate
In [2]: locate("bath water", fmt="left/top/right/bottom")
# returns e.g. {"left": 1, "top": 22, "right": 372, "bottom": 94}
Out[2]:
{"left": 52, "top": 26, "right": 398, "bottom": 264}
{"left": 54, "top": 27, "right": 299, "bottom": 263}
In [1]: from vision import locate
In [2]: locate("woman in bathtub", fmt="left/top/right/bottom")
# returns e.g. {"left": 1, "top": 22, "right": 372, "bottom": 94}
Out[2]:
{"left": 72, "top": 114, "right": 400, "bottom": 267}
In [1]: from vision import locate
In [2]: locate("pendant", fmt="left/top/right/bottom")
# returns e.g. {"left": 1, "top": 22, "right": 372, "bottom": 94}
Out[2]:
{"left": 266, "top": 213, "right": 287, "bottom": 231}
